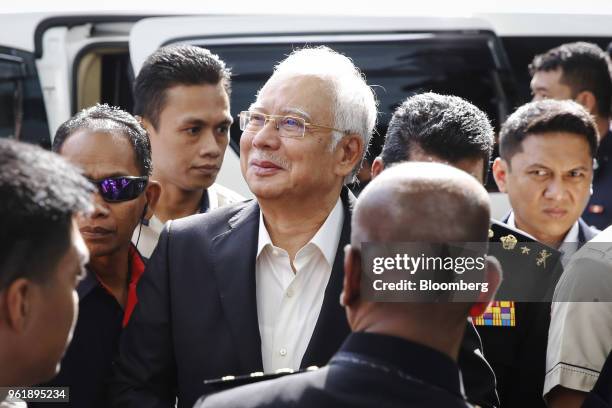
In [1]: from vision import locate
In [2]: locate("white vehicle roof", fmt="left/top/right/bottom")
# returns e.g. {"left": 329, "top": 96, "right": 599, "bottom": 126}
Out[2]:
{"left": 478, "top": 12, "right": 612, "bottom": 37}
{"left": 129, "top": 15, "right": 494, "bottom": 75}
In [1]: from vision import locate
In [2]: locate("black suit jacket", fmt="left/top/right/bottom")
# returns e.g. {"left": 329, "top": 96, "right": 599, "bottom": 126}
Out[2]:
{"left": 197, "top": 332, "right": 472, "bottom": 408}
{"left": 109, "top": 193, "right": 352, "bottom": 408}
{"left": 110, "top": 189, "right": 497, "bottom": 408}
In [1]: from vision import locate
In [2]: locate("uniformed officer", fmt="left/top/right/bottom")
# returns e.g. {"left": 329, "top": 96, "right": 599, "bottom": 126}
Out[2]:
{"left": 489, "top": 99, "right": 600, "bottom": 407}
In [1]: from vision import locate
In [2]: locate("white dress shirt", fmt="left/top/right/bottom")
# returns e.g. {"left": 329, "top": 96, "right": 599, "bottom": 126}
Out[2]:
{"left": 131, "top": 183, "right": 244, "bottom": 258}
{"left": 256, "top": 198, "right": 344, "bottom": 373}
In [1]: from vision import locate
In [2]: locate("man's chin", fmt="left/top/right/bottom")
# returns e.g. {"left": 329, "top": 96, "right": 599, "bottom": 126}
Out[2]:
{"left": 248, "top": 184, "right": 285, "bottom": 201}
{"left": 87, "top": 243, "right": 122, "bottom": 259}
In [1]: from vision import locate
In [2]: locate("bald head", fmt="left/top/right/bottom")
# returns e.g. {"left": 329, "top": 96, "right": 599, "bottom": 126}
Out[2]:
{"left": 342, "top": 163, "right": 498, "bottom": 358}
{"left": 352, "top": 162, "right": 491, "bottom": 248}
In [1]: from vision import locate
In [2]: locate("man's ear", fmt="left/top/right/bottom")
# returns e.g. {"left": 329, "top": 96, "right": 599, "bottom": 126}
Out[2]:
{"left": 371, "top": 156, "right": 385, "bottom": 179}
{"left": 341, "top": 244, "right": 362, "bottom": 307}
{"left": 492, "top": 157, "right": 509, "bottom": 193}
{"left": 469, "top": 256, "right": 502, "bottom": 317}
{"left": 144, "top": 180, "right": 161, "bottom": 220}
{"left": 3, "top": 278, "right": 32, "bottom": 333}
{"left": 334, "top": 134, "right": 364, "bottom": 179}
{"left": 575, "top": 91, "right": 598, "bottom": 116}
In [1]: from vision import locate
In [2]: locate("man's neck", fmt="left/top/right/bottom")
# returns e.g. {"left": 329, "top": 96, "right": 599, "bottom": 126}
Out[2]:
{"left": 259, "top": 187, "right": 342, "bottom": 261}
{"left": 155, "top": 180, "right": 206, "bottom": 223}
{"left": 89, "top": 246, "right": 130, "bottom": 308}
{"left": 354, "top": 310, "right": 464, "bottom": 361}
{"left": 515, "top": 219, "right": 567, "bottom": 249}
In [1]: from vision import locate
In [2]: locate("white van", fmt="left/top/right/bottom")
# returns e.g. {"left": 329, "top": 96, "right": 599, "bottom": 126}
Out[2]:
{"left": 0, "top": 12, "right": 519, "bottom": 206}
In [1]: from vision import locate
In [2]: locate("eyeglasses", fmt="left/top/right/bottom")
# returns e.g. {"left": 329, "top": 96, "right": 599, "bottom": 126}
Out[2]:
{"left": 88, "top": 176, "right": 148, "bottom": 202}
{"left": 238, "top": 111, "right": 345, "bottom": 139}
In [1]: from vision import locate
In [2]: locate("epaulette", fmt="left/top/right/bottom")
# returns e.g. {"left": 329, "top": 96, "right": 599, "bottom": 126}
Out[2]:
{"left": 487, "top": 219, "right": 563, "bottom": 302}
{"left": 204, "top": 366, "right": 319, "bottom": 392}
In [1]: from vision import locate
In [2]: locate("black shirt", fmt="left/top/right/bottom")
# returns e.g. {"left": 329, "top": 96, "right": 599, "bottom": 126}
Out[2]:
{"left": 31, "top": 247, "right": 145, "bottom": 408}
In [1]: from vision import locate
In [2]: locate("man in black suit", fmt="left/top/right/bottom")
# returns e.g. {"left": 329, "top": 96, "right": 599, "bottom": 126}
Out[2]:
{"left": 109, "top": 46, "right": 377, "bottom": 408}
{"left": 197, "top": 161, "right": 502, "bottom": 408}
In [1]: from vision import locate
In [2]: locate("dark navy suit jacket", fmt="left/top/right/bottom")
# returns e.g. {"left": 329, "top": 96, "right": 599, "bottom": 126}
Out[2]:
{"left": 110, "top": 189, "right": 498, "bottom": 408}
{"left": 198, "top": 332, "right": 472, "bottom": 408}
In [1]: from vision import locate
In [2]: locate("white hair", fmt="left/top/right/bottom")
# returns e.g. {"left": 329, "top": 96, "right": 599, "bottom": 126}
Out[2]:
{"left": 265, "top": 46, "right": 378, "bottom": 183}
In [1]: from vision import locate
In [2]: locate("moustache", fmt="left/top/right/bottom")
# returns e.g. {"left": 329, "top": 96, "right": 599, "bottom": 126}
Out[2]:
{"left": 249, "top": 150, "right": 291, "bottom": 170}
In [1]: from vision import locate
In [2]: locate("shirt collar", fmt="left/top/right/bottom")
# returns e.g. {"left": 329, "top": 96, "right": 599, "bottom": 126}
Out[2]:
{"left": 141, "top": 187, "right": 212, "bottom": 230}
{"left": 335, "top": 332, "right": 465, "bottom": 400}
{"left": 77, "top": 244, "right": 146, "bottom": 303}
{"left": 507, "top": 212, "right": 579, "bottom": 243}
{"left": 257, "top": 197, "right": 344, "bottom": 266}
{"left": 199, "top": 188, "right": 211, "bottom": 213}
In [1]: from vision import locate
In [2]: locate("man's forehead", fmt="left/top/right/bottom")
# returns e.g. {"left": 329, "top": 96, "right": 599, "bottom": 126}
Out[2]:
{"left": 531, "top": 68, "right": 565, "bottom": 88}
{"left": 254, "top": 74, "right": 332, "bottom": 119}
{"left": 510, "top": 134, "right": 592, "bottom": 168}
{"left": 61, "top": 132, "right": 140, "bottom": 179}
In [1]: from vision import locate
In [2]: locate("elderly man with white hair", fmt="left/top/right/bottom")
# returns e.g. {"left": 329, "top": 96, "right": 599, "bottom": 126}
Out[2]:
{"left": 109, "top": 46, "right": 377, "bottom": 408}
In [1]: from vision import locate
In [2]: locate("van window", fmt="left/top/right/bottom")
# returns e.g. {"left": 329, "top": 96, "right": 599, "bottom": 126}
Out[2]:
{"left": 73, "top": 46, "right": 133, "bottom": 114}
{"left": 0, "top": 47, "right": 50, "bottom": 148}
{"left": 205, "top": 33, "right": 516, "bottom": 165}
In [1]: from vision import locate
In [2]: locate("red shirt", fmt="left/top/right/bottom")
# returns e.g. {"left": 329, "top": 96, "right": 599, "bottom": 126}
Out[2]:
{"left": 123, "top": 245, "right": 145, "bottom": 327}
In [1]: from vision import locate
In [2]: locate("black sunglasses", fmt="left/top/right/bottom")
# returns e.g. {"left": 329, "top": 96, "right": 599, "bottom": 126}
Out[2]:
{"left": 88, "top": 176, "right": 148, "bottom": 202}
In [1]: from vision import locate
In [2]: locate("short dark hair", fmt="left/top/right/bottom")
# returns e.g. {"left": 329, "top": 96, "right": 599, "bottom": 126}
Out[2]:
{"left": 529, "top": 42, "right": 612, "bottom": 117}
{"left": 133, "top": 44, "right": 232, "bottom": 129}
{"left": 499, "top": 99, "right": 598, "bottom": 164}
{"left": 53, "top": 104, "right": 152, "bottom": 176}
{"left": 380, "top": 93, "right": 494, "bottom": 181}
{"left": 0, "top": 139, "right": 93, "bottom": 290}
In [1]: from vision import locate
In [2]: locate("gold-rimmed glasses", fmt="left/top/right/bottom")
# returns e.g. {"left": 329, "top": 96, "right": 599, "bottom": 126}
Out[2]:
{"left": 238, "top": 111, "right": 345, "bottom": 139}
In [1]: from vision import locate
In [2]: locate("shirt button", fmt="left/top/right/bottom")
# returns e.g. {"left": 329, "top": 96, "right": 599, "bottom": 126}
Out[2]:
{"left": 286, "top": 288, "right": 294, "bottom": 298}
{"left": 279, "top": 348, "right": 287, "bottom": 357}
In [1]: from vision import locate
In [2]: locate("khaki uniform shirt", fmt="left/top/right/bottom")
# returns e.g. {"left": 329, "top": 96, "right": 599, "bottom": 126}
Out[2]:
{"left": 545, "top": 226, "right": 612, "bottom": 397}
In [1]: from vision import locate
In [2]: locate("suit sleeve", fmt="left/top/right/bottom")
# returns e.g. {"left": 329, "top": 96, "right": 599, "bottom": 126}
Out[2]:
{"left": 459, "top": 320, "right": 500, "bottom": 408}
{"left": 109, "top": 222, "right": 177, "bottom": 407}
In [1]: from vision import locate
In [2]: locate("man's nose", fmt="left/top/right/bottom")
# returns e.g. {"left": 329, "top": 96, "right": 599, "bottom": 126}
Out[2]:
{"left": 544, "top": 177, "right": 566, "bottom": 201}
{"left": 90, "top": 193, "right": 111, "bottom": 218}
{"left": 198, "top": 129, "right": 222, "bottom": 158}
{"left": 252, "top": 119, "right": 282, "bottom": 150}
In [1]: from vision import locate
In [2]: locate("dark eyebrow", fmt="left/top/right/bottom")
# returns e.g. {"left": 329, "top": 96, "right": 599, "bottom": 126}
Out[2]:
{"left": 180, "top": 117, "right": 234, "bottom": 127}
{"left": 526, "top": 164, "right": 551, "bottom": 169}
{"left": 568, "top": 166, "right": 589, "bottom": 172}
{"left": 179, "top": 118, "right": 206, "bottom": 127}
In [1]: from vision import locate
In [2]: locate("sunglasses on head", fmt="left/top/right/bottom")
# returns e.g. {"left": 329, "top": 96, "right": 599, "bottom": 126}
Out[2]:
{"left": 88, "top": 176, "right": 148, "bottom": 202}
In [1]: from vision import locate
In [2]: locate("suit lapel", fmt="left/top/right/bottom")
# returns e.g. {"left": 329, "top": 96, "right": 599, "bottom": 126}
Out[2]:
{"left": 211, "top": 201, "right": 263, "bottom": 373}
{"left": 301, "top": 188, "right": 353, "bottom": 368}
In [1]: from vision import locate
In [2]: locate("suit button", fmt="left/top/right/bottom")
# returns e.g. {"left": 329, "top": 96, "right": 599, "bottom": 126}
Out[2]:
{"left": 286, "top": 288, "right": 294, "bottom": 298}
{"left": 279, "top": 348, "right": 287, "bottom": 356}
